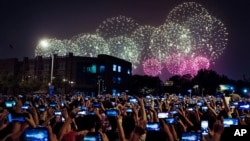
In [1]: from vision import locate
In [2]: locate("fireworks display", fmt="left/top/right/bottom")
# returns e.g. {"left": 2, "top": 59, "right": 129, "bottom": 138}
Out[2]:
{"left": 35, "top": 38, "right": 68, "bottom": 57}
{"left": 96, "top": 15, "right": 139, "bottom": 39}
{"left": 165, "top": 53, "right": 186, "bottom": 76}
{"left": 35, "top": 2, "right": 228, "bottom": 79}
{"left": 194, "top": 56, "right": 210, "bottom": 70}
{"left": 143, "top": 58, "right": 162, "bottom": 77}
{"left": 131, "top": 25, "right": 156, "bottom": 63}
{"left": 107, "top": 36, "right": 140, "bottom": 69}
{"left": 72, "top": 33, "right": 109, "bottom": 57}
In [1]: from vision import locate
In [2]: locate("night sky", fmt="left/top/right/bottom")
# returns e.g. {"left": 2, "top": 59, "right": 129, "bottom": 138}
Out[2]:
{"left": 1, "top": 0, "right": 250, "bottom": 81}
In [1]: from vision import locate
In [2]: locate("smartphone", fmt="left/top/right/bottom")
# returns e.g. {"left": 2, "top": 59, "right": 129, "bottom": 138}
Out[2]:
{"left": 92, "top": 103, "right": 101, "bottom": 108}
{"left": 21, "top": 105, "right": 30, "bottom": 110}
{"left": 83, "top": 132, "right": 102, "bottom": 141}
{"left": 238, "top": 102, "right": 250, "bottom": 110}
{"left": 216, "top": 101, "right": 222, "bottom": 107}
{"left": 181, "top": 132, "right": 201, "bottom": 141}
{"left": 84, "top": 97, "right": 89, "bottom": 101}
{"left": 197, "top": 102, "right": 202, "bottom": 106}
{"left": 22, "top": 127, "right": 49, "bottom": 141}
{"left": 39, "top": 105, "right": 46, "bottom": 112}
{"left": 174, "top": 104, "right": 180, "bottom": 108}
{"left": 88, "top": 111, "right": 95, "bottom": 115}
{"left": 201, "top": 106, "right": 208, "bottom": 112}
{"left": 157, "top": 112, "right": 169, "bottom": 119}
{"left": 187, "top": 107, "right": 194, "bottom": 111}
{"left": 146, "top": 122, "right": 160, "bottom": 131}
{"left": 223, "top": 118, "right": 238, "bottom": 127}
{"left": 201, "top": 120, "right": 209, "bottom": 135}
{"left": 49, "top": 102, "right": 57, "bottom": 108}
{"left": 240, "top": 114, "right": 247, "bottom": 119}
{"left": 5, "top": 101, "right": 16, "bottom": 108}
{"left": 54, "top": 111, "right": 65, "bottom": 122}
{"left": 105, "top": 109, "right": 118, "bottom": 117}
{"left": 129, "top": 98, "right": 138, "bottom": 104}
{"left": 126, "top": 108, "right": 133, "bottom": 113}
{"left": 77, "top": 110, "right": 87, "bottom": 116}
{"left": 8, "top": 113, "right": 29, "bottom": 123}
{"left": 77, "top": 105, "right": 87, "bottom": 111}
{"left": 165, "top": 117, "right": 176, "bottom": 124}
{"left": 170, "top": 110, "right": 178, "bottom": 115}
{"left": 54, "top": 111, "right": 62, "bottom": 116}
{"left": 229, "top": 104, "right": 235, "bottom": 109}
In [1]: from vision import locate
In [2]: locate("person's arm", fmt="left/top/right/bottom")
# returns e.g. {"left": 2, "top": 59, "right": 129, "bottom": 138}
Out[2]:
{"left": 211, "top": 117, "right": 224, "bottom": 141}
{"left": 194, "top": 106, "right": 201, "bottom": 123}
{"left": 0, "top": 109, "right": 9, "bottom": 130}
{"left": 157, "top": 100, "right": 163, "bottom": 112}
{"left": 176, "top": 117, "right": 187, "bottom": 132}
{"left": 94, "top": 108, "right": 102, "bottom": 121}
{"left": 221, "top": 94, "right": 230, "bottom": 116}
{"left": 130, "top": 120, "right": 146, "bottom": 141}
{"left": 47, "top": 125, "right": 59, "bottom": 141}
{"left": 132, "top": 104, "right": 139, "bottom": 124}
{"left": 170, "top": 124, "right": 178, "bottom": 141}
{"left": 41, "top": 108, "right": 55, "bottom": 126}
{"left": 29, "top": 106, "right": 39, "bottom": 126}
{"left": 234, "top": 108, "right": 247, "bottom": 125}
{"left": 206, "top": 101, "right": 217, "bottom": 118}
{"left": 58, "top": 108, "right": 79, "bottom": 141}
{"left": 149, "top": 107, "right": 159, "bottom": 122}
{"left": 116, "top": 115, "right": 126, "bottom": 141}
{"left": 178, "top": 108, "right": 193, "bottom": 127}
{"left": 137, "top": 97, "right": 147, "bottom": 121}
{"left": 161, "top": 119, "right": 174, "bottom": 141}
{"left": 100, "top": 102, "right": 106, "bottom": 111}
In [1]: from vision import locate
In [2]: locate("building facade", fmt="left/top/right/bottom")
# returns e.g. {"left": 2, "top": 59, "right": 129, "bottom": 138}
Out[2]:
{"left": 0, "top": 53, "right": 132, "bottom": 96}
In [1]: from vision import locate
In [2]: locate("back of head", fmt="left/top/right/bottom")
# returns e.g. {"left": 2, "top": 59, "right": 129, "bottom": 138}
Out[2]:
{"left": 122, "top": 116, "right": 135, "bottom": 139}
{"left": 61, "top": 131, "right": 76, "bottom": 141}
{"left": 145, "top": 130, "right": 167, "bottom": 141}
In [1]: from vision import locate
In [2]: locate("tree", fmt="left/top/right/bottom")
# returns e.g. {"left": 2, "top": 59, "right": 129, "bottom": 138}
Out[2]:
{"left": 129, "top": 75, "right": 162, "bottom": 96}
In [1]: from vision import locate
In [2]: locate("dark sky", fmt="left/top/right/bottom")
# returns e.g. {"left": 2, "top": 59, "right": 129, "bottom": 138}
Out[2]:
{"left": 1, "top": 0, "right": 250, "bottom": 81}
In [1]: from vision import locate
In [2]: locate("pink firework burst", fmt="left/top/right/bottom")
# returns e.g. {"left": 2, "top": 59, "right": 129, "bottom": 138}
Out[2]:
{"left": 181, "top": 59, "right": 199, "bottom": 76}
{"left": 143, "top": 58, "right": 162, "bottom": 76}
{"left": 165, "top": 53, "right": 186, "bottom": 75}
{"left": 194, "top": 56, "right": 210, "bottom": 70}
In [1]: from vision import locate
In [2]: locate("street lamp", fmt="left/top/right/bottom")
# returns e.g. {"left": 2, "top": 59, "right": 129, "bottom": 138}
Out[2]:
{"left": 40, "top": 39, "right": 54, "bottom": 86}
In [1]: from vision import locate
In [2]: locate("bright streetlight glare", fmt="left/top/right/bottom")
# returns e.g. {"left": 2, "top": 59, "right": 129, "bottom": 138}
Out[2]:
{"left": 40, "top": 39, "right": 49, "bottom": 48}
{"left": 243, "top": 89, "right": 248, "bottom": 93}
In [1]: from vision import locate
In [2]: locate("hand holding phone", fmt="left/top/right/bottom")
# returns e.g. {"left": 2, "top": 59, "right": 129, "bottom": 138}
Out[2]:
{"left": 22, "top": 127, "right": 49, "bottom": 141}
{"left": 105, "top": 109, "right": 118, "bottom": 117}
{"left": 157, "top": 112, "right": 168, "bottom": 119}
{"left": 201, "top": 120, "right": 209, "bottom": 135}
{"left": 165, "top": 117, "right": 176, "bottom": 124}
{"left": 84, "top": 132, "right": 102, "bottom": 141}
{"left": 146, "top": 122, "right": 160, "bottom": 131}
{"left": 8, "top": 113, "right": 29, "bottom": 123}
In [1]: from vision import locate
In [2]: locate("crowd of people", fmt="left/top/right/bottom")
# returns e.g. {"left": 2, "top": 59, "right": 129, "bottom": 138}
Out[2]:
{"left": 0, "top": 92, "right": 249, "bottom": 141}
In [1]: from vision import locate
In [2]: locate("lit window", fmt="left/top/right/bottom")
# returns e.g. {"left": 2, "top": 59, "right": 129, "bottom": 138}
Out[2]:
{"left": 112, "top": 89, "right": 116, "bottom": 95}
{"left": 117, "top": 77, "right": 121, "bottom": 84}
{"left": 100, "top": 65, "right": 105, "bottom": 73}
{"left": 127, "top": 69, "right": 131, "bottom": 75}
{"left": 113, "top": 64, "right": 117, "bottom": 71}
{"left": 118, "top": 66, "right": 121, "bottom": 72}
{"left": 83, "top": 64, "right": 97, "bottom": 73}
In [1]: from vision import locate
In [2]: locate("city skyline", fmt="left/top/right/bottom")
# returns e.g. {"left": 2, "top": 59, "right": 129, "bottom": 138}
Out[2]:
{"left": 1, "top": 0, "right": 250, "bottom": 81}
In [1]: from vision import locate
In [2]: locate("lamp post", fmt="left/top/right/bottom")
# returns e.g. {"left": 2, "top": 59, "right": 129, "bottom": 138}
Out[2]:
{"left": 50, "top": 54, "right": 54, "bottom": 85}
{"left": 40, "top": 39, "right": 54, "bottom": 86}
